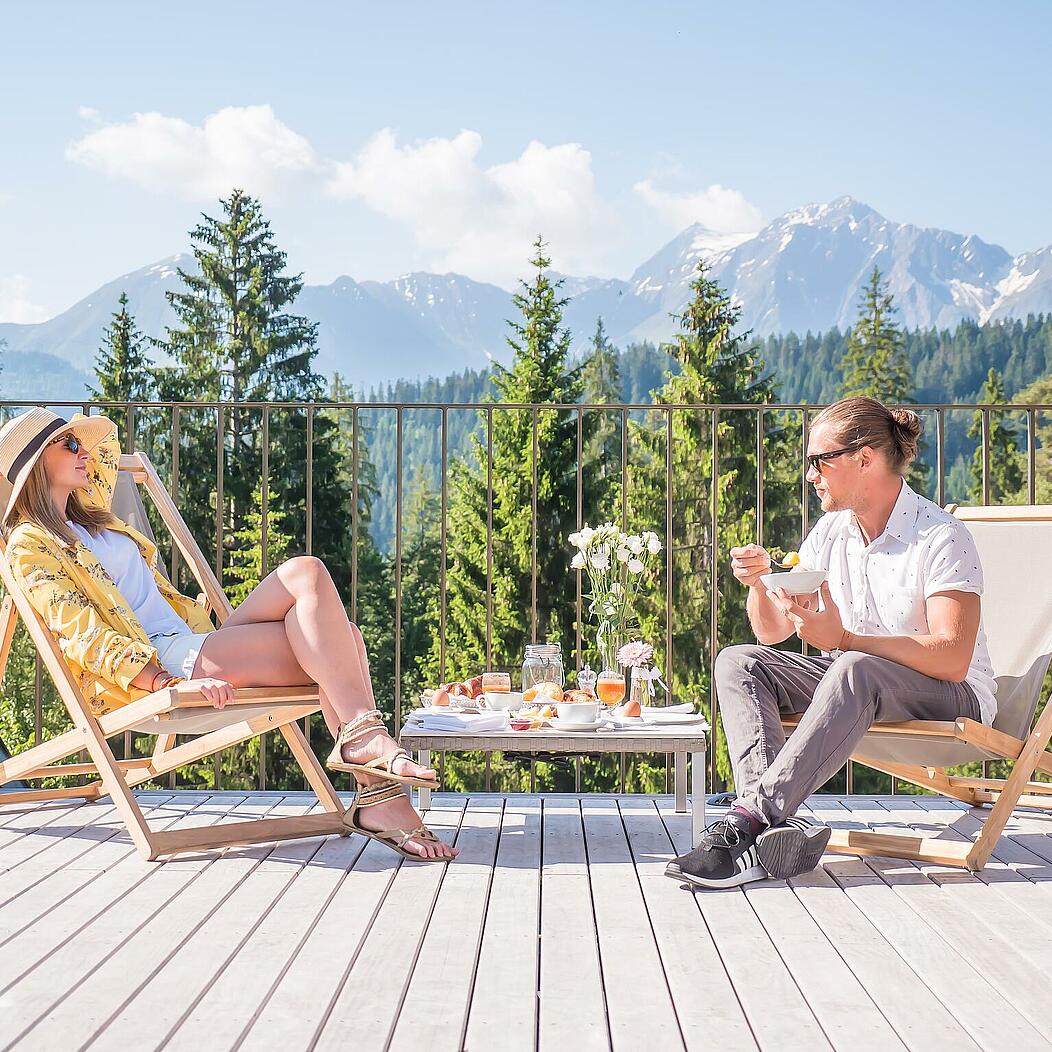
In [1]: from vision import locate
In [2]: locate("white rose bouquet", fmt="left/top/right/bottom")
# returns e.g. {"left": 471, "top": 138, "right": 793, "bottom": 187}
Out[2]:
{"left": 568, "top": 522, "right": 663, "bottom": 671}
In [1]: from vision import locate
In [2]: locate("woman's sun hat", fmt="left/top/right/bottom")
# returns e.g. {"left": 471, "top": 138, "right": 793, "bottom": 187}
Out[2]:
{"left": 0, "top": 409, "right": 113, "bottom": 525}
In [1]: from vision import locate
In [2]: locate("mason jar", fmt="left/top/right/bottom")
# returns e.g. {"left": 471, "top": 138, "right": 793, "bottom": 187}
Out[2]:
{"left": 521, "top": 643, "right": 564, "bottom": 692}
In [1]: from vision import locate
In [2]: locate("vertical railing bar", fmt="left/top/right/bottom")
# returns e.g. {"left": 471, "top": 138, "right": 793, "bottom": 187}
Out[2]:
{"left": 755, "top": 407, "right": 765, "bottom": 547}
{"left": 709, "top": 407, "right": 720, "bottom": 791}
{"left": 215, "top": 406, "right": 224, "bottom": 588}
{"left": 621, "top": 407, "right": 629, "bottom": 532}
{"left": 440, "top": 407, "right": 448, "bottom": 683}
{"left": 170, "top": 406, "right": 181, "bottom": 585}
{"left": 665, "top": 407, "right": 673, "bottom": 715}
{"left": 484, "top": 752, "right": 492, "bottom": 793}
{"left": 981, "top": 406, "right": 991, "bottom": 780}
{"left": 261, "top": 408, "right": 270, "bottom": 579}
{"left": 1027, "top": 409, "right": 1037, "bottom": 504}
{"left": 305, "top": 407, "right": 314, "bottom": 556}
{"left": 981, "top": 408, "right": 991, "bottom": 505}
{"left": 575, "top": 407, "right": 583, "bottom": 674}
{"left": 619, "top": 752, "right": 626, "bottom": 794}
{"left": 34, "top": 654, "right": 42, "bottom": 747}
{"left": 936, "top": 408, "right": 946, "bottom": 507}
{"left": 800, "top": 409, "right": 810, "bottom": 657}
{"left": 531, "top": 405, "right": 539, "bottom": 645}
{"left": 351, "top": 406, "right": 359, "bottom": 624}
{"left": 394, "top": 406, "right": 403, "bottom": 732}
{"left": 486, "top": 407, "right": 494, "bottom": 670}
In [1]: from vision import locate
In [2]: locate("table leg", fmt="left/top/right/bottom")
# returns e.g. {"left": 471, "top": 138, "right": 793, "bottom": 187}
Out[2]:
{"left": 691, "top": 751, "right": 706, "bottom": 846}
{"left": 416, "top": 749, "right": 431, "bottom": 812}
{"left": 674, "top": 750, "right": 687, "bottom": 812}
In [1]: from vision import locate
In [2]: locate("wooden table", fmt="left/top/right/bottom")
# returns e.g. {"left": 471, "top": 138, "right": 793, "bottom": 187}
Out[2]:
{"left": 399, "top": 721, "right": 708, "bottom": 844}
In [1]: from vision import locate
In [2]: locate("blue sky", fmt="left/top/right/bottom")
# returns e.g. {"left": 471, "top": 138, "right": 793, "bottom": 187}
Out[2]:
{"left": 2, "top": 1, "right": 1050, "bottom": 322}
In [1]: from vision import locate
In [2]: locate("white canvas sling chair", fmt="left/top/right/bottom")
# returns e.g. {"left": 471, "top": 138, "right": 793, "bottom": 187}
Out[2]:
{"left": 781, "top": 504, "right": 1052, "bottom": 871}
{"left": 0, "top": 450, "right": 347, "bottom": 860}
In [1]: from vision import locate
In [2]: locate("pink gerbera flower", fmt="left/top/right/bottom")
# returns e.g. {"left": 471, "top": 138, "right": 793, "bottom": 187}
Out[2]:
{"left": 617, "top": 640, "right": 654, "bottom": 668}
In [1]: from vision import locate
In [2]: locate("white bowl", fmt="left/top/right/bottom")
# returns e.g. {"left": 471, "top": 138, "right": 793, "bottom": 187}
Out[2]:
{"left": 484, "top": 690, "right": 523, "bottom": 710}
{"left": 760, "top": 569, "right": 827, "bottom": 596}
{"left": 556, "top": 700, "right": 600, "bottom": 725}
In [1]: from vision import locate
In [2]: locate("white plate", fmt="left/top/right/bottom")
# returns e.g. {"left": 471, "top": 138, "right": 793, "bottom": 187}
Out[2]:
{"left": 759, "top": 569, "right": 827, "bottom": 596}
{"left": 548, "top": 718, "right": 604, "bottom": 732}
{"left": 639, "top": 710, "right": 708, "bottom": 726}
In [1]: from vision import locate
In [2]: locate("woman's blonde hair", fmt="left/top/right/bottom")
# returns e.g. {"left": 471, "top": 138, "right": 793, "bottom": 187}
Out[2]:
{"left": 11, "top": 457, "right": 117, "bottom": 546}
{"left": 812, "top": 396, "right": 922, "bottom": 474}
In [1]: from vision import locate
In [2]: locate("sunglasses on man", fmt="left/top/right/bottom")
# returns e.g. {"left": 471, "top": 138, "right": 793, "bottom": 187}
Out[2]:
{"left": 805, "top": 443, "right": 861, "bottom": 474}
{"left": 49, "top": 433, "right": 81, "bottom": 455}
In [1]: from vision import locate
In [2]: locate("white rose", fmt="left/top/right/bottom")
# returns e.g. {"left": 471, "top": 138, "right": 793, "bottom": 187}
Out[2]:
{"left": 590, "top": 553, "right": 610, "bottom": 570}
{"left": 568, "top": 531, "right": 583, "bottom": 548}
{"left": 628, "top": 536, "right": 644, "bottom": 555}
{"left": 580, "top": 526, "right": 595, "bottom": 545}
{"left": 571, "top": 552, "right": 586, "bottom": 570}
{"left": 616, "top": 546, "right": 630, "bottom": 563}
{"left": 647, "top": 535, "right": 662, "bottom": 554}
{"left": 628, "top": 558, "right": 645, "bottom": 574}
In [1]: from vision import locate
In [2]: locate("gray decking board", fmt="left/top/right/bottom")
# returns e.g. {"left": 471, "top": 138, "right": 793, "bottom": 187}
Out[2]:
{"left": 0, "top": 791, "right": 1050, "bottom": 1052}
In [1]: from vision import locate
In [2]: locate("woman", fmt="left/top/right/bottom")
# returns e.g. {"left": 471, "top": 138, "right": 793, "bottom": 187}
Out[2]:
{"left": 0, "top": 408, "right": 456, "bottom": 862}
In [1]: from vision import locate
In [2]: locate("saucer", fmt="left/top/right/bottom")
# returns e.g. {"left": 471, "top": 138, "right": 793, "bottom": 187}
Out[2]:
{"left": 548, "top": 718, "right": 604, "bottom": 732}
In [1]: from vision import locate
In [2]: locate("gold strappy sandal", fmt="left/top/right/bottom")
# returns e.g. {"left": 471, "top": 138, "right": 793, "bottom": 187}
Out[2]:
{"left": 345, "top": 780, "right": 451, "bottom": 862}
{"left": 326, "top": 708, "right": 439, "bottom": 789}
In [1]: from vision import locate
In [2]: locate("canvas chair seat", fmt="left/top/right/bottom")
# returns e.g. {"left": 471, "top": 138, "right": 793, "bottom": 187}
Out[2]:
{"left": 0, "top": 448, "right": 348, "bottom": 860}
{"left": 777, "top": 504, "right": 1052, "bottom": 871}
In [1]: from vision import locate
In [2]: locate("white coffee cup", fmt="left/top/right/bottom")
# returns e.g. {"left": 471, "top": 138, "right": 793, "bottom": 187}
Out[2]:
{"left": 484, "top": 690, "right": 523, "bottom": 710}
{"left": 556, "top": 700, "right": 600, "bottom": 725}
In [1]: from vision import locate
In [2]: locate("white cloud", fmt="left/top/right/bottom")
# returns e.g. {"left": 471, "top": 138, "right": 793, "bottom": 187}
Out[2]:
{"left": 634, "top": 178, "right": 762, "bottom": 234}
{"left": 66, "top": 104, "right": 319, "bottom": 200}
{"left": 78, "top": 105, "right": 100, "bottom": 121}
{"left": 328, "top": 129, "right": 612, "bottom": 287}
{"left": 0, "top": 275, "right": 50, "bottom": 324}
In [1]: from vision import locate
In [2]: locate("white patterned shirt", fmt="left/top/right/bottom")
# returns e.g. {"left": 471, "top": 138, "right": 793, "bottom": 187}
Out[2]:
{"left": 798, "top": 480, "right": 997, "bottom": 724}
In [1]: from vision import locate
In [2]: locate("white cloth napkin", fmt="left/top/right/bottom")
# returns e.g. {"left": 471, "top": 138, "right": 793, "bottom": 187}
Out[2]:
{"left": 417, "top": 711, "right": 510, "bottom": 733}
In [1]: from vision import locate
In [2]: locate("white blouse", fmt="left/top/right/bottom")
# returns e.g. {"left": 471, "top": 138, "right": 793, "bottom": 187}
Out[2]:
{"left": 798, "top": 481, "right": 997, "bottom": 725}
{"left": 67, "top": 522, "right": 191, "bottom": 642}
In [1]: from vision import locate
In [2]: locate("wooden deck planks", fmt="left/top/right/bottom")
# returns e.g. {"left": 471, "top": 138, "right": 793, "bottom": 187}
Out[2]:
{"left": 1, "top": 792, "right": 1051, "bottom": 1051}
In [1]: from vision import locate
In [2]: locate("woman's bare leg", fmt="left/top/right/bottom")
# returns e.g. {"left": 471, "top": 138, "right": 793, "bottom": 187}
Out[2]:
{"left": 192, "top": 563, "right": 453, "bottom": 859}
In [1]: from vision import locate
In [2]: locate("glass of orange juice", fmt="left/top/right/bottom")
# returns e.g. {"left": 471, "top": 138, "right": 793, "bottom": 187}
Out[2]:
{"left": 596, "top": 670, "right": 626, "bottom": 706}
{"left": 482, "top": 671, "right": 511, "bottom": 692}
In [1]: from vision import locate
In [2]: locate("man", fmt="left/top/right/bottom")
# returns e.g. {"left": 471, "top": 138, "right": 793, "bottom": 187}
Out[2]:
{"left": 668, "top": 396, "right": 995, "bottom": 889}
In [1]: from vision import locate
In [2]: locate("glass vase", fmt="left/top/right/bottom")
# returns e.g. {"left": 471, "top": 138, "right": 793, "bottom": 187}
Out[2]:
{"left": 596, "top": 619, "right": 626, "bottom": 673}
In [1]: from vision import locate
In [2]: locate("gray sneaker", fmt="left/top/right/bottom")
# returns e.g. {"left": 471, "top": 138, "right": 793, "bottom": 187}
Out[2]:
{"left": 755, "top": 815, "right": 831, "bottom": 879}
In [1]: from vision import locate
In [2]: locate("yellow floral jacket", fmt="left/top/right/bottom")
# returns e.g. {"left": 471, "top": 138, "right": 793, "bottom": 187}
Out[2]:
{"left": 5, "top": 415, "right": 213, "bottom": 714}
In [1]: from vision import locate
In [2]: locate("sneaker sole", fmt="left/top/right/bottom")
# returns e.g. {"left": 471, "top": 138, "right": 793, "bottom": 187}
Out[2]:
{"left": 664, "top": 860, "right": 768, "bottom": 889}
{"left": 756, "top": 824, "right": 831, "bottom": 879}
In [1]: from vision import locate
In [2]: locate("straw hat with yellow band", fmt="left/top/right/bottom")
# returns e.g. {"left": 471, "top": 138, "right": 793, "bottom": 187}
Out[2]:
{"left": 0, "top": 409, "right": 114, "bottom": 526}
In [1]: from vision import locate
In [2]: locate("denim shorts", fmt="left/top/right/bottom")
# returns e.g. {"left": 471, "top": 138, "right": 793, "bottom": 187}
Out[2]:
{"left": 152, "top": 631, "right": 213, "bottom": 679}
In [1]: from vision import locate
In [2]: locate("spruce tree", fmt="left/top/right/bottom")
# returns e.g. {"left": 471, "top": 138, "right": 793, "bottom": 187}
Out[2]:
{"left": 436, "top": 237, "right": 593, "bottom": 680}
{"left": 839, "top": 267, "right": 912, "bottom": 402}
{"left": 90, "top": 292, "right": 155, "bottom": 441}
{"left": 581, "top": 316, "right": 623, "bottom": 520}
{"left": 630, "top": 260, "right": 797, "bottom": 787}
{"left": 1014, "top": 374, "right": 1052, "bottom": 502}
{"left": 968, "top": 368, "right": 1025, "bottom": 504}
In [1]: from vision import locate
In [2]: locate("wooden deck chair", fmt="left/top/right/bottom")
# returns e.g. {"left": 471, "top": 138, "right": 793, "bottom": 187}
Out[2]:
{"left": 782, "top": 504, "right": 1052, "bottom": 871}
{"left": 0, "top": 450, "right": 347, "bottom": 860}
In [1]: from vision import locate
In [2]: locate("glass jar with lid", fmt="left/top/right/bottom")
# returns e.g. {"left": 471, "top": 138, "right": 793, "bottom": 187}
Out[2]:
{"left": 521, "top": 642, "right": 564, "bottom": 692}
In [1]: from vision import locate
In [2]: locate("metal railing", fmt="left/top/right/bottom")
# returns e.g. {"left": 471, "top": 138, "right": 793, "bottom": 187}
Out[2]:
{"left": 2, "top": 398, "right": 1048, "bottom": 794}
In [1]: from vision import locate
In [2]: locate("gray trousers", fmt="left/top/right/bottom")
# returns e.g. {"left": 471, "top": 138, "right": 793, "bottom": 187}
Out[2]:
{"left": 715, "top": 645, "right": 982, "bottom": 825}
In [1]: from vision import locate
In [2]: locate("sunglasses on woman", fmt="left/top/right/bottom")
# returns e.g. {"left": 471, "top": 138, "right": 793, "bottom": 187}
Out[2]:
{"left": 805, "top": 443, "right": 861, "bottom": 474}
{"left": 49, "top": 433, "right": 81, "bottom": 455}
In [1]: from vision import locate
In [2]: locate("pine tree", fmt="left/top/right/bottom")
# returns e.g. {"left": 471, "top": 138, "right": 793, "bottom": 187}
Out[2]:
{"left": 839, "top": 267, "right": 913, "bottom": 402}
{"left": 580, "top": 316, "right": 623, "bottom": 520}
{"left": 1014, "top": 374, "right": 1052, "bottom": 502}
{"left": 436, "top": 237, "right": 594, "bottom": 682}
{"left": 630, "top": 260, "right": 797, "bottom": 787}
{"left": 968, "top": 368, "right": 1025, "bottom": 504}
{"left": 226, "top": 486, "right": 295, "bottom": 607}
{"left": 90, "top": 292, "right": 154, "bottom": 441}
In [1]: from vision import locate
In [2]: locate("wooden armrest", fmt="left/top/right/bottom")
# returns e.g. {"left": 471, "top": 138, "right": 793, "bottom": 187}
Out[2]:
{"left": 781, "top": 714, "right": 957, "bottom": 737}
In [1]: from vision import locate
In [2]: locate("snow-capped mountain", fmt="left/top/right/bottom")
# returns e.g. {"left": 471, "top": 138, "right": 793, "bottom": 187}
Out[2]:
{"left": 1, "top": 195, "right": 1049, "bottom": 398}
